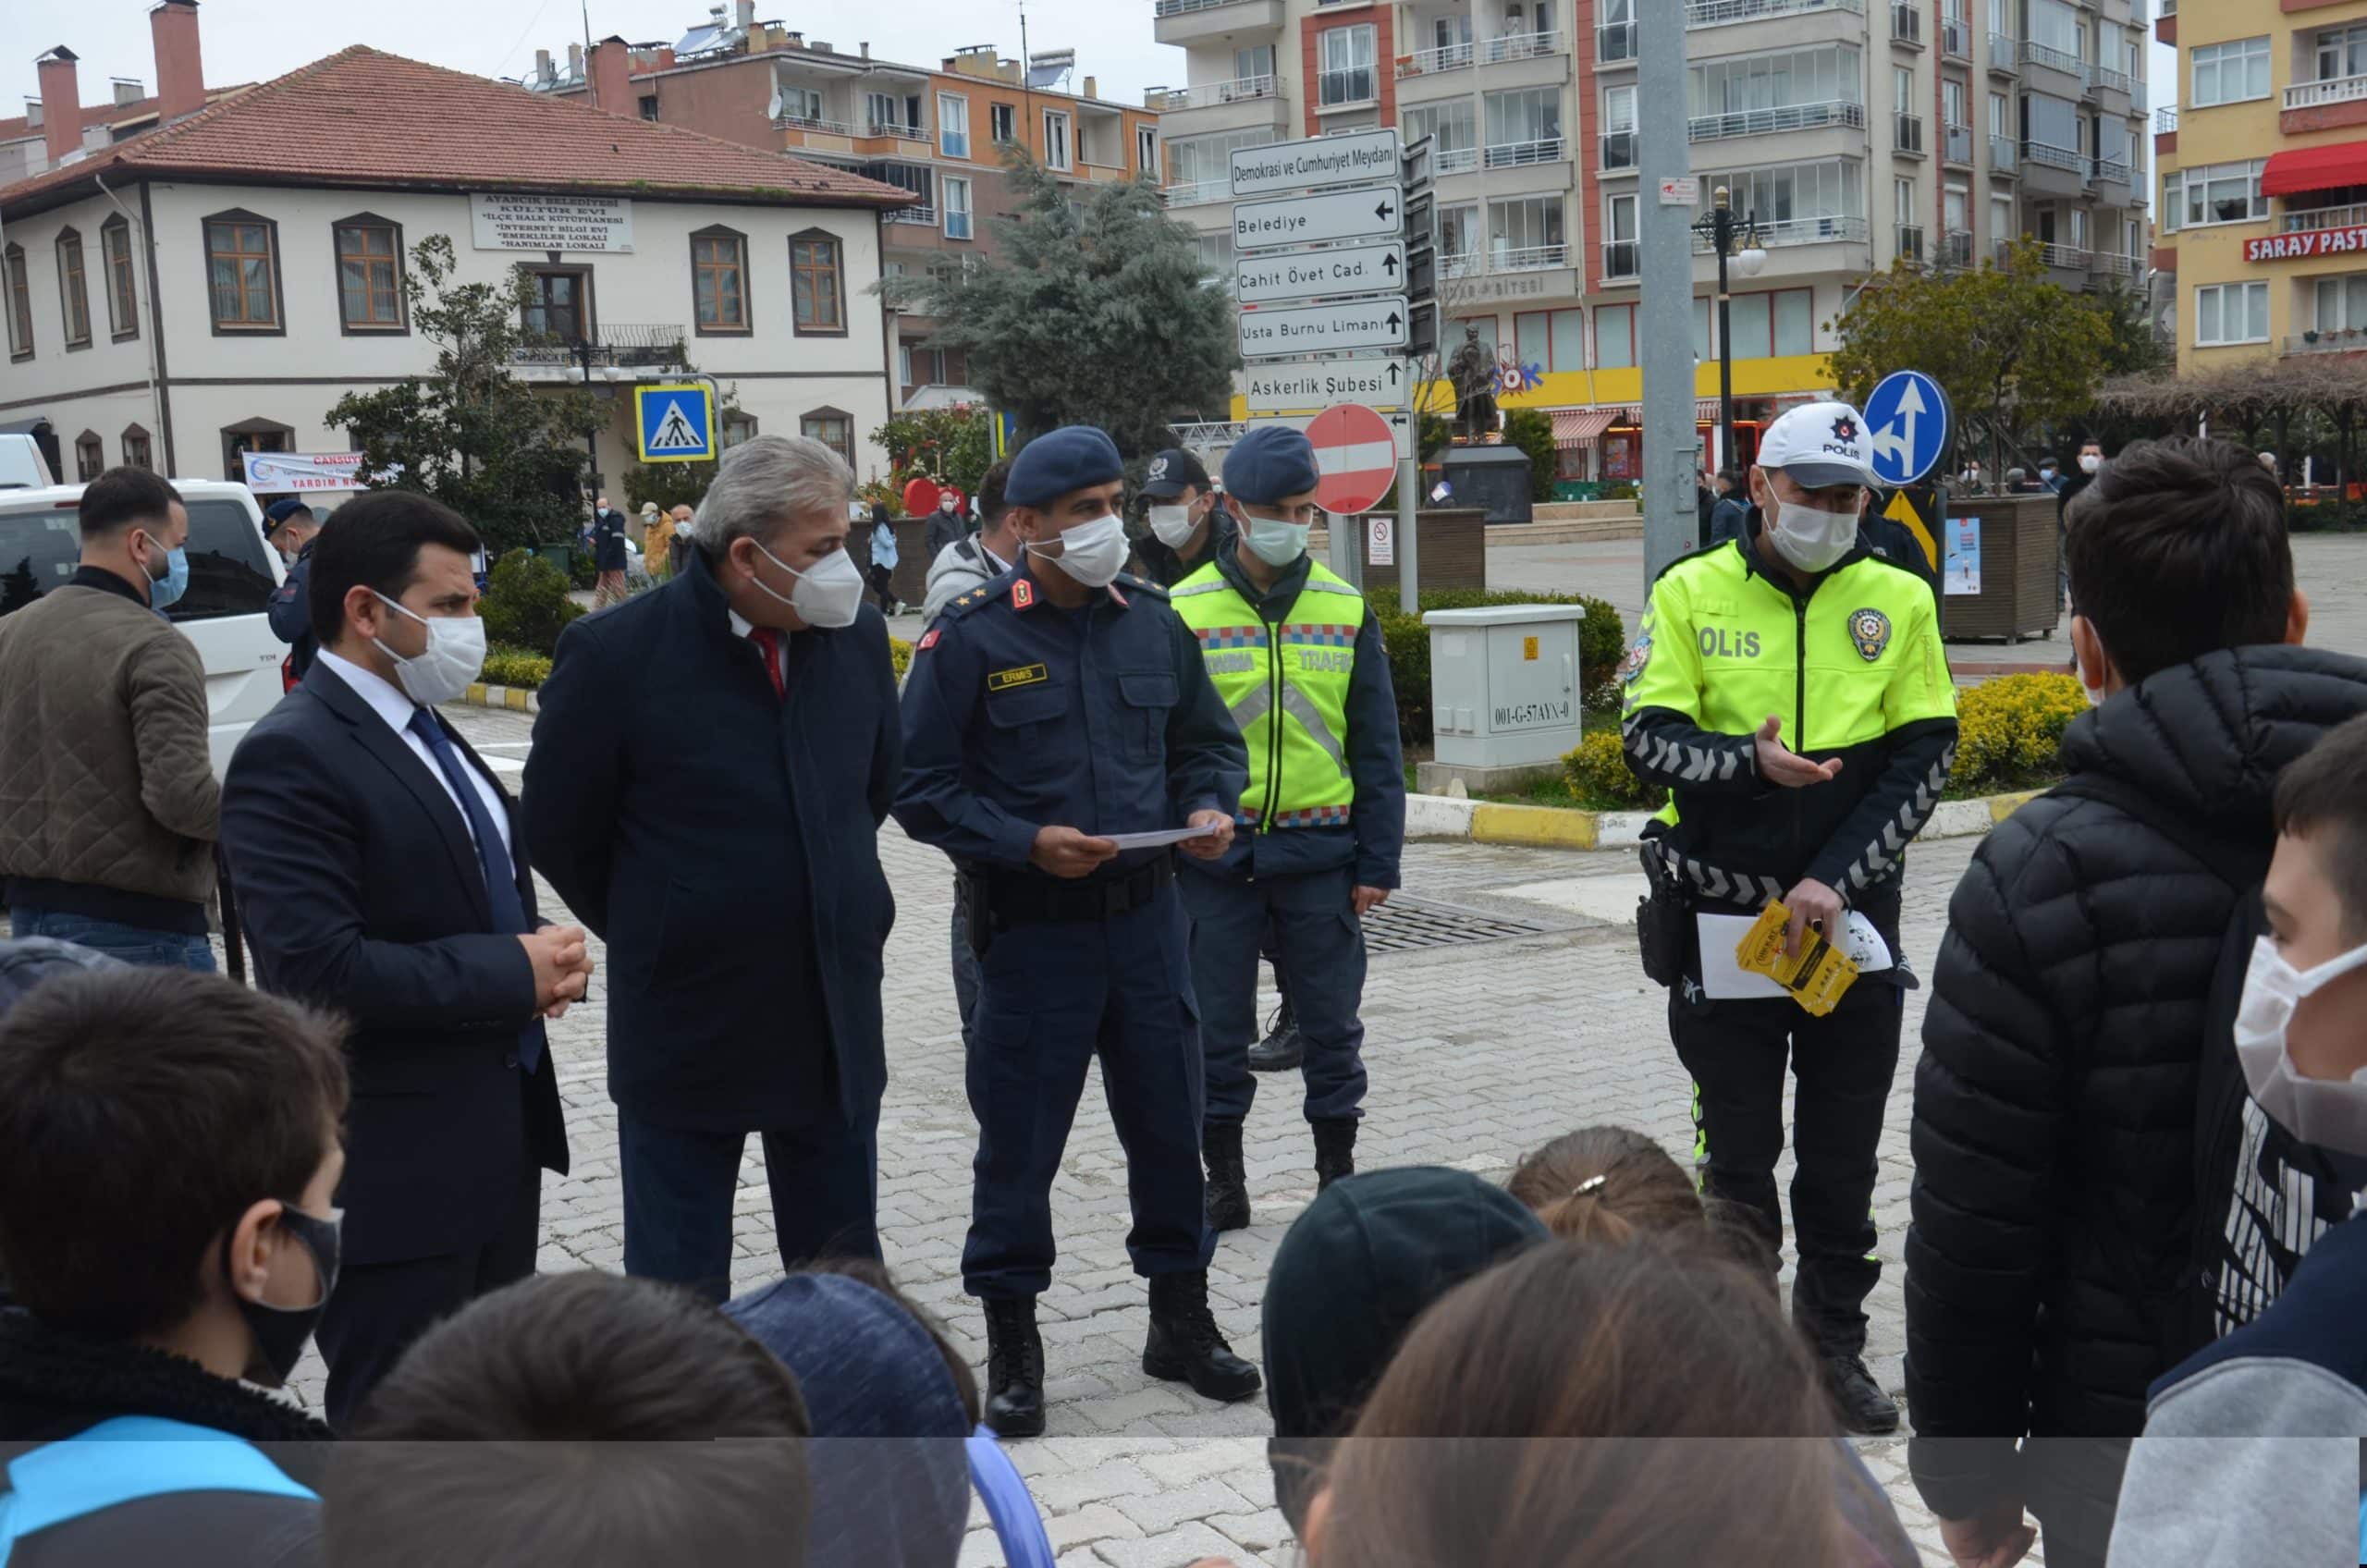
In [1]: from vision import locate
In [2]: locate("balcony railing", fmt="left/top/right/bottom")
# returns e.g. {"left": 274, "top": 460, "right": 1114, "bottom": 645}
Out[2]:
{"left": 1160, "top": 178, "right": 1229, "bottom": 205}
{"left": 1597, "top": 21, "right": 1637, "bottom": 64}
{"left": 2020, "top": 40, "right": 2081, "bottom": 76}
{"left": 1943, "top": 228, "right": 1974, "bottom": 266}
{"left": 1686, "top": 0, "right": 1864, "bottom": 27}
{"left": 1891, "top": 3, "right": 1921, "bottom": 43}
{"left": 774, "top": 112, "right": 857, "bottom": 135}
{"left": 1483, "top": 30, "right": 1560, "bottom": 63}
{"left": 887, "top": 204, "right": 937, "bottom": 226}
{"left": 1688, "top": 99, "right": 1866, "bottom": 141}
{"left": 2084, "top": 62, "right": 2131, "bottom": 95}
{"left": 1942, "top": 18, "right": 1970, "bottom": 59}
{"left": 1690, "top": 214, "right": 1870, "bottom": 251}
{"left": 1441, "top": 251, "right": 1484, "bottom": 280}
{"left": 1944, "top": 123, "right": 1974, "bottom": 163}
{"left": 1399, "top": 42, "right": 1473, "bottom": 76}
{"left": 510, "top": 322, "right": 687, "bottom": 370}
{"left": 2155, "top": 106, "right": 2179, "bottom": 133}
{"left": 866, "top": 116, "right": 924, "bottom": 139}
{"left": 1990, "top": 134, "right": 2018, "bottom": 174}
{"left": 1492, "top": 242, "right": 1569, "bottom": 271}
{"left": 2286, "top": 202, "right": 2367, "bottom": 233}
{"left": 2091, "top": 252, "right": 2136, "bottom": 276}
{"left": 2040, "top": 242, "right": 2092, "bottom": 270}
{"left": 1435, "top": 144, "right": 1479, "bottom": 173}
{"left": 1895, "top": 112, "right": 1925, "bottom": 153}
{"left": 2286, "top": 73, "right": 2367, "bottom": 113}
{"left": 1153, "top": 0, "right": 1259, "bottom": 14}
{"left": 2091, "top": 156, "right": 2132, "bottom": 185}
{"left": 1895, "top": 223, "right": 1926, "bottom": 263}
{"left": 1600, "top": 129, "right": 1638, "bottom": 171}
{"left": 1158, "top": 73, "right": 1279, "bottom": 107}
{"left": 1602, "top": 239, "right": 1639, "bottom": 279}
{"left": 1485, "top": 137, "right": 1568, "bottom": 167}
{"left": 2022, "top": 140, "right": 2083, "bottom": 172}
{"left": 2287, "top": 331, "right": 2367, "bottom": 356}
{"left": 1987, "top": 33, "right": 2017, "bottom": 72}
{"left": 1317, "top": 68, "right": 1377, "bottom": 107}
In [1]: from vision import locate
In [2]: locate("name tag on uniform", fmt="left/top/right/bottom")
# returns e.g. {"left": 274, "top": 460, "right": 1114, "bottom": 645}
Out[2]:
{"left": 987, "top": 664, "right": 1049, "bottom": 692}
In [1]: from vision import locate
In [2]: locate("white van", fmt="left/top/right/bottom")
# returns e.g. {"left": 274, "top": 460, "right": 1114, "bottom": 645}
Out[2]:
{"left": 0, "top": 480, "right": 287, "bottom": 778}
{"left": 0, "top": 434, "right": 56, "bottom": 489}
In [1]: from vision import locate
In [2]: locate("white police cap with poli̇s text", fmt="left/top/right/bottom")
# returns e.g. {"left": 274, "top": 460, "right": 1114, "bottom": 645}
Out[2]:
{"left": 1754, "top": 401, "right": 1880, "bottom": 492}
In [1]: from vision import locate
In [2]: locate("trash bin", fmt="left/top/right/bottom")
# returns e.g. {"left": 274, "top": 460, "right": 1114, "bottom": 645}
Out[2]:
{"left": 527, "top": 543, "right": 574, "bottom": 578}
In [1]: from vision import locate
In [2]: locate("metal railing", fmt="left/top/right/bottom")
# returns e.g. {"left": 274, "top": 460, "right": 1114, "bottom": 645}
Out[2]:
{"left": 1944, "top": 122, "right": 1974, "bottom": 163}
{"left": 1600, "top": 130, "right": 1638, "bottom": 171}
{"left": 1159, "top": 74, "right": 1279, "bottom": 107}
{"left": 1990, "top": 133, "right": 2018, "bottom": 174}
{"left": 2155, "top": 105, "right": 2179, "bottom": 133}
{"left": 1686, "top": 0, "right": 1863, "bottom": 27}
{"left": 1987, "top": 33, "right": 2017, "bottom": 71}
{"left": 1317, "top": 68, "right": 1377, "bottom": 107}
{"left": 2084, "top": 62, "right": 2131, "bottom": 95}
{"left": 1943, "top": 228, "right": 1973, "bottom": 266}
{"left": 2285, "top": 73, "right": 2367, "bottom": 112}
{"left": 887, "top": 204, "right": 938, "bottom": 226}
{"left": 1159, "top": 178, "right": 1229, "bottom": 205}
{"left": 2022, "top": 140, "right": 2084, "bottom": 172}
{"left": 1597, "top": 21, "right": 1637, "bottom": 64}
{"left": 1942, "top": 17, "right": 1970, "bottom": 58}
{"left": 1435, "top": 144, "right": 1480, "bottom": 173}
{"left": 2039, "top": 241, "right": 2092, "bottom": 270}
{"left": 1491, "top": 242, "right": 1569, "bottom": 271}
{"left": 1687, "top": 99, "right": 1865, "bottom": 141}
{"left": 774, "top": 112, "right": 856, "bottom": 135}
{"left": 1441, "top": 251, "right": 1485, "bottom": 280}
{"left": 1895, "top": 223, "right": 1926, "bottom": 263}
{"left": 1602, "top": 239, "right": 1639, "bottom": 279}
{"left": 1891, "top": 3, "right": 1921, "bottom": 43}
{"left": 509, "top": 322, "right": 686, "bottom": 369}
{"left": 866, "top": 116, "right": 923, "bottom": 139}
{"left": 2286, "top": 202, "right": 2367, "bottom": 233}
{"left": 1400, "top": 42, "right": 1473, "bottom": 76}
{"left": 2091, "top": 156, "right": 2132, "bottom": 186}
{"left": 2091, "top": 252, "right": 2136, "bottom": 276}
{"left": 2287, "top": 332, "right": 2367, "bottom": 356}
{"left": 2020, "top": 39, "right": 2081, "bottom": 76}
{"left": 1691, "top": 214, "right": 1869, "bottom": 251}
{"left": 1153, "top": 0, "right": 1259, "bottom": 15}
{"left": 1485, "top": 136, "right": 1567, "bottom": 167}
{"left": 1483, "top": 30, "right": 1560, "bottom": 63}
{"left": 1895, "top": 112, "right": 1925, "bottom": 153}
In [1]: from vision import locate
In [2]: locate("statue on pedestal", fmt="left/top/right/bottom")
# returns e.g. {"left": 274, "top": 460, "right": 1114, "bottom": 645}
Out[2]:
{"left": 1446, "top": 325, "right": 1499, "bottom": 444}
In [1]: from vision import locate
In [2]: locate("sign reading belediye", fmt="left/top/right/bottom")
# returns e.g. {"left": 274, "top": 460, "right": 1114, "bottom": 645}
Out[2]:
{"left": 472, "top": 193, "right": 636, "bottom": 253}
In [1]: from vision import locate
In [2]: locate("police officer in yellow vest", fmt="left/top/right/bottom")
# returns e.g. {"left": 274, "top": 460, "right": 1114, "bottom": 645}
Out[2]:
{"left": 1621, "top": 400, "right": 1956, "bottom": 1436}
{"left": 1172, "top": 426, "right": 1405, "bottom": 1229}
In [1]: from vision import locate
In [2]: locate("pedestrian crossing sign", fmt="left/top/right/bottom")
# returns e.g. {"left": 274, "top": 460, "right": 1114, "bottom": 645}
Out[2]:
{"left": 636, "top": 384, "right": 714, "bottom": 463}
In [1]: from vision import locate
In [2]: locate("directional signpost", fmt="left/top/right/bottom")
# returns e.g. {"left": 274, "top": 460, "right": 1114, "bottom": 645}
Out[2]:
{"left": 1234, "top": 239, "right": 1406, "bottom": 306}
{"left": 1229, "top": 127, "right": 1401, "bottom": 199}
{"left": 1862, "top": 370, "right": 1952, "bottom": 607}
{"left": 1233, "top": 185, "right": 1405, "bottom": 253}
{"left": 1244, "top": 356, "right": 1408, "bottom": 416}
{"left": 1239, "top": 298, "right": 1408, "bottom": 358}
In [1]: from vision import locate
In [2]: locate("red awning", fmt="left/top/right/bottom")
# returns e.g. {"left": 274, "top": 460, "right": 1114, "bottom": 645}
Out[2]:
{"left": 1551, "top": 409, "right": 1619, "bottom": 448}
{"left": 2263, "top": 141, "right": 2367, "bottom": 198}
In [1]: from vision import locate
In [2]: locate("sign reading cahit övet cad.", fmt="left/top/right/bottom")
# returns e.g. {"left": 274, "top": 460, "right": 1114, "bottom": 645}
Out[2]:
{"left": 2245, "top": 226, "right": 2367, "bottom": 263}
{"left": 472, "top": 193, "right": 636, "bottom": 253}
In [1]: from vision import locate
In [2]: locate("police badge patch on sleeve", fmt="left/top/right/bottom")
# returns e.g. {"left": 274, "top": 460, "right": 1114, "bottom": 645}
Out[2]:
{"left": 1848, "top": 607, "right": 1892, "bottom": 662}
{"left": 1618, "top": 633, "right": 1653, "bottom": 684}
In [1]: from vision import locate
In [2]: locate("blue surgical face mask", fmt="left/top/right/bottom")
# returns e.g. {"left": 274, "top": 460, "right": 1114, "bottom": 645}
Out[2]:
{"left": 140, "top": 530, "right": 190, "bottom": 613}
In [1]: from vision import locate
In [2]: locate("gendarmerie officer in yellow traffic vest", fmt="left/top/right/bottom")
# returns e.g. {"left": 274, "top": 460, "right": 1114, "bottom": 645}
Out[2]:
{"left": 1621, "top": 400, "right": 1958, "bottom": 1436}
{"left": 1171, "top": 426, "right": 1404, "bottom": 1231}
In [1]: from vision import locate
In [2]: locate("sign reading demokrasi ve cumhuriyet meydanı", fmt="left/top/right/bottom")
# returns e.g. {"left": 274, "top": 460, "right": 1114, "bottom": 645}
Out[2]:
{"left": 1229, "top": 129, "right": 1402, "bottom": 198}
{"left": 471, "top": 193, "right": 635, "bottom": 253}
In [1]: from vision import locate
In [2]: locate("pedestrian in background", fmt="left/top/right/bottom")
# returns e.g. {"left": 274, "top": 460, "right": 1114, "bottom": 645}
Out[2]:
{"left": 867, "top": 501, "right": 901, "bottom": 616}
{"left": 643, "top": 501, "right": 673, "bottom": 579}
{"left": 591, "top": 495, "right": 630, "bottom": 608}
{"left": 1134, "top": 447, "right": 1232, "bottom": 587}
{"left": 925, "top": 488, "right": 967, "bottom": 564}
{"left": 220, "top": 491, "right": 584, "bottom": 1429}
{"left": 1709, "top": 468, "right": 1749, "bottom": 545}
{"left": 0, "top": 467, "right": 219, "bottom": 971}
{"left": 2055, "top": 436, "right": 2106, "bottom": 614}
{"left": 265, "top": 497, "right": 324, "bottom": 681}
{"left": 526, "top": 435, "right": 901, "bottom": 1305}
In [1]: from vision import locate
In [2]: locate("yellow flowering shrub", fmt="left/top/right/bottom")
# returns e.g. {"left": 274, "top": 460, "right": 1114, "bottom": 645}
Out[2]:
{"left": 1951, "top": 672, "right": 2085, "bottom": 794}
{"left": 890, "top": 637, "right": 914, "bottom": 681}
{"left": 1562, "top": 727, "right": 1668, "bottom": 811}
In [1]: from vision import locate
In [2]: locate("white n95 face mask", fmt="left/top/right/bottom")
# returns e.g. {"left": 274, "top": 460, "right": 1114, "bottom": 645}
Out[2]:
{"left": 1148, "top": 504, "right": 1199, "bottom": 548}
{"left": 1766, "top": 499, "right": 1859, "bottom": 574}
{"left": 371, "top": 594, "right": 488, "bottom": 707}
{"left": 2234, "top": 934, "right": 2367, "bottom": 1156}
{"left": 749, "top": 540, "right": 865, "bottom": 629}
{"left": 1033, "top": 514, "right": 1127, "bottom": 588}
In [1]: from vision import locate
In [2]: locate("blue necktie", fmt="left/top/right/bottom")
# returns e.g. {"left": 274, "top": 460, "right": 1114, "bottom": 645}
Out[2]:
{"left": 408, "top": 707, "right": 544, "bottom": 1073}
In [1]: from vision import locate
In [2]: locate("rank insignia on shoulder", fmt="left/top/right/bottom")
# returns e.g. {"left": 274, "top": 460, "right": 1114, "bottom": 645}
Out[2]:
{"left": 1011, "top": 579, "right": 1036, "bottom": 610}
{"left": 1849, "top": 607, "right": 1892, "bottom": 662}
{"left": 987, "top": 663, "right": 1049, "bottom": 692}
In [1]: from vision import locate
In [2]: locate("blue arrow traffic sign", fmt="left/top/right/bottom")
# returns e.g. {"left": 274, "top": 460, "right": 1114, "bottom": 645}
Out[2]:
{"left": 636, "top": 383, "right": 714, "bottom": 464}
{"left": 1863, "top": 370, "right": 1950, "bottom": 488}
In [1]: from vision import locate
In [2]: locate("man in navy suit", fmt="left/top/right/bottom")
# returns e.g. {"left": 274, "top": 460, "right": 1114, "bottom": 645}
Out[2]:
{"left": 220, "top": 492, "right": 590, "bottom": 1429}
{"left": 527, "top": 434, "right": 900, "bottom": 1305}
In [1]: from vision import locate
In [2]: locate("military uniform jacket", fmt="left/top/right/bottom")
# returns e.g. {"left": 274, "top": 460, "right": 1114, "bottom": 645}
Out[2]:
{"left": 1619, "top": 526, "right": 1957, "bottom": 910}
{"left": 892, "top": 561, "right": 1248, "bottom": 877}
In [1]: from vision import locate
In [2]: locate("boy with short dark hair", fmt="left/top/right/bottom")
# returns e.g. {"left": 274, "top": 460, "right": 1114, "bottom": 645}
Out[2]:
{"left": 1907, "top": 436, "right": 2367, "bottom": 1568}
{"left": 325, "top": 1272, "right": 812, "bottom": 1568}
{"left": 0, "top": 968, "right": 349, "bottom": 1567}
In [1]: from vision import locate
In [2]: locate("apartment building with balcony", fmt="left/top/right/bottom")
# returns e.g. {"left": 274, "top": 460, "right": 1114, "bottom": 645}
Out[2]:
{"left": 521, "top": 5, "right": 1160, "bottom": 410}
{"left": 2152, "top": 0, "right": 2367, "bottom": 375}
{"left": 1150, "top": 0, "right": 2148, "bottom": 478}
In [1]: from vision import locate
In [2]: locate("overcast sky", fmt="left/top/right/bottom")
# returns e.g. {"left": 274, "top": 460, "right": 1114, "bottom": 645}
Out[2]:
{"left": 7, "top": 0, "right": 1189, "bottom": 114}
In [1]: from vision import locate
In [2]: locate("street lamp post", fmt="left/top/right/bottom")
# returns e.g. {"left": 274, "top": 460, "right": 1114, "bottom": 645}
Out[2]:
{"left": 1690, "top": 186, "right": 1766, "bottom": 478}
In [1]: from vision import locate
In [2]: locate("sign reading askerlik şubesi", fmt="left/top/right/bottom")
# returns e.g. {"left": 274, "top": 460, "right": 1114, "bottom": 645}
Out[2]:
{"left": 471, "top": 193, "right": 636, "bottom": 253}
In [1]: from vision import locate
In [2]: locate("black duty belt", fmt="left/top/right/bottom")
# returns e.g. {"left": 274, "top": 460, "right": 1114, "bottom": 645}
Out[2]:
{"left": 983, "top": 857, "right": 1173, "bottom": 925}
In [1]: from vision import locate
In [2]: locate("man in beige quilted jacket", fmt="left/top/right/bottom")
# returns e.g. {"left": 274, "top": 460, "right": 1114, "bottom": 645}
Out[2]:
{"left": 0, "top": 466, "right": 220, "bottom": 970}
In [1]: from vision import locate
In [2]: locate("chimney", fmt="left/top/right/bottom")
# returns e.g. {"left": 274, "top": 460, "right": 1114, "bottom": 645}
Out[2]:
{"left": 588, "top": 37, "right": 632, "bottom": 113}
{"left": 859, "top": 41, "right": 870, "bottom": 60}
{"left": 112, "top": 78, "right": 145, "bottom": 106}
{"left": 36, "top": 48, "right": 80, "bottom": 165}
{"left": 655, "top": 46, "right": 675, "bottom": 70}
{"left": 150, "top": 0, "right": 205, "bottom": 123}
{"left": 1083, "top": 75, "right": 1097, "bottom": 100}
{"left": 736, "top": 0, "right": 755, "bottom": 31}
{"left": 534, "top": 48, "right": 554, "bottom": 86}
{"left": 23, "top": 97, "right": 42, "bottom": 131}
{"left": 566, "top": 42, "right": 583, "bottom": 82}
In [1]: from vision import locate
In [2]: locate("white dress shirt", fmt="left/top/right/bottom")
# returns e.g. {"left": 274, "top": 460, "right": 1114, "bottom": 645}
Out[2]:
{"left": 317, "top": 647, "right": 511, "bottom": 862}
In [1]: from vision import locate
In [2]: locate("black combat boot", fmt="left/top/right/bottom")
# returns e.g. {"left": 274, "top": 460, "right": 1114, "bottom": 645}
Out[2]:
{"left": 1311, "top": 1117, "right": 1358, "bottom": 1193}
{"left": 1246, "top": 998, "right": 1304, "bottom": 1072}
{"left": 1820, "top": 1351, "right": 1901, "bottom": 1436}
{"left": 1143, "top": 1271, "right": 1263, "bottom": 1403}
{"left": 981, "top": 1296, "right": 1046, "bottom": 1439}
{"left": 1203, "top": 1121, "right": 1251, "bottom": 1232}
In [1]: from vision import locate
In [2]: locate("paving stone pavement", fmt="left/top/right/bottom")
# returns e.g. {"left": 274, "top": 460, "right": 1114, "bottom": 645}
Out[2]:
{"left": 269, "top": 702, "right": 2011, "bottom": 1568}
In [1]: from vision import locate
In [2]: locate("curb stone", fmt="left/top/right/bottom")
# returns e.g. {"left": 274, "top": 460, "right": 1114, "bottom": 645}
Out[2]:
{"left": 1410, "top": 788, "right": 2043, "bottom": 850}
{"left": 459, "top": 682, "right": 540, "bottom": 715}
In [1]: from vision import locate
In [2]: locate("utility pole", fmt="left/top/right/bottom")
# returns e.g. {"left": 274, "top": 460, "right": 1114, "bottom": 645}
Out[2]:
{"left": 581, "top": 1, "right": 596, "bottom": 109}
{"left": 1637, "top": 0, "right": 1697, "bottom": 589}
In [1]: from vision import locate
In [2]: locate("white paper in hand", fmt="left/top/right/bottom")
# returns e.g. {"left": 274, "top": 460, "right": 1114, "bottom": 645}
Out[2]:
{"left": 1696, "top": 911, "right": 1893, "bottom": 1001}
{"left": 1100, "top": 824, "right": 1221, "bottom": 851}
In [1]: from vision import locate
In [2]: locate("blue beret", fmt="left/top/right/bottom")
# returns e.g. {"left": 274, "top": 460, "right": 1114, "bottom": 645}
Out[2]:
{"left": 264, "top": 497, "right": 314, "bottom": 527}
{"left": 1004, "top": 425, "right": 1123, "bottom": 508}
{"left": 1222, "top": 425, "right": 1322, "bottom": 505}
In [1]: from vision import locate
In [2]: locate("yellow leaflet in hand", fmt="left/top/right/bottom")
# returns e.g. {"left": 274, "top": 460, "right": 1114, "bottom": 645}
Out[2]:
{"left": 1734, "top": 900, "right": 1860, "bottom": 1018}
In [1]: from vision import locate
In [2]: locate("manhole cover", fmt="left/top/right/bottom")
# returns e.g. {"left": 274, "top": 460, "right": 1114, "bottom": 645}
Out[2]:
{"left": 1362, "top": 896, "right": 1545, "bottom": 954}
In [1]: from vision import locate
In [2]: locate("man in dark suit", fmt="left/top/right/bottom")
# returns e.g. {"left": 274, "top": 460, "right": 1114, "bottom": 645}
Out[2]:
{"left": 220, "top": 491, "right": 589, "bottom": 1429}
{"left": 526, "top": 434, "right": 900, "bottom": 1305}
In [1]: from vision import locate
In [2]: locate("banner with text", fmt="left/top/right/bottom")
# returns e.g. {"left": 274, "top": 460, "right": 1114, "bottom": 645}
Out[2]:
{"left": 472, "top": 193, "right": 636, "bottom": 253}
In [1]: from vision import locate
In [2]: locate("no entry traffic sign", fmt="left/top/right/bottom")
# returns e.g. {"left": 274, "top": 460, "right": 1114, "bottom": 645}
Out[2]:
{"left": 1306, "top": 404, "right": 1397, "bottom": 516}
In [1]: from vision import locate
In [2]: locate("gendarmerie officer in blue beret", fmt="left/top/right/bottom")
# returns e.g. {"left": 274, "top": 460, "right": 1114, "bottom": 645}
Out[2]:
{"left": 894, "top": 424, "right": 1261, "bottom": 1438}
{"left": 262, "top": 498, "right": 321, "bottom": 680}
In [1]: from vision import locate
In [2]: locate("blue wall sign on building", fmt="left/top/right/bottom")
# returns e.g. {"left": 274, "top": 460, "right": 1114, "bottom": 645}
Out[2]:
{"left": 636, "top": 384, "right": 714, "bottom": 463}
{"left": 1863, "top": 370, "right": 1950, "bottom": 489}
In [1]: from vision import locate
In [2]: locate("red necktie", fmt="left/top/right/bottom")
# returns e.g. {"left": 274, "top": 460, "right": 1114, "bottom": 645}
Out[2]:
{"left": 749, "top": 626, "right": 785, "bottom": 699}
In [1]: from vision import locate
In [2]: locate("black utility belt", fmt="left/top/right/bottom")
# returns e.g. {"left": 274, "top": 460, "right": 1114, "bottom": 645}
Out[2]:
{"left": 983, "top": 856, "right": 1173, "bottom": 925}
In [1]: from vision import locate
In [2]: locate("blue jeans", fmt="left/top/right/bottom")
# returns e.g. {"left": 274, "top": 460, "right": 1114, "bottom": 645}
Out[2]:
{"left": 9, "top": 908, "right": 215, "bottom": 973}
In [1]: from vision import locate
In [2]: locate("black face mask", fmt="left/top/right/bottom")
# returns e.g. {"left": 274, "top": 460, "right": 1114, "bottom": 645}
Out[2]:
{"left": 225, "top": 1204, "right": 342, "bottom": 1388}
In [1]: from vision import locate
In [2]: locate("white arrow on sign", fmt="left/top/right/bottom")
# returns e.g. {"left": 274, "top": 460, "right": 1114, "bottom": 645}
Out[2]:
{"left": 1234, "top": 239, "right": 1407, "bottom": 306}
{"left": 1238, "top": 298, "right": 1409, "bottom": 358}
{"left": 1229, "top": 128, "right": 1403, "bottom": 199}
{"left": 1233, "top": 185, "right": 1404, "bottom": 253}
{"left": 1244, "top": 356, "right": 1406, "bottom": 415}
{"left": 1869, "top": 375, "right": 1926, "bottom": 472}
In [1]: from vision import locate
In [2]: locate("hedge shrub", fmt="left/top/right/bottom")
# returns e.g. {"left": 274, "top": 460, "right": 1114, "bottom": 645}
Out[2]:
{"left": 480, "top": 646, "right": 553, "bottom": 690}
{"left": 1952, "top": 671, "right": 2085, "bottom": 795}
{"left": 890, "top": 637, "right": 913, "bottom": 680}
{"left": 479, "top": 550, "right": 586, "bottom": 657}
{"left": 1371, "top": 589, "right": 1625, "bottom": 749}
{"left": 1560, "top": 727, "right": 1666, "bottom": 811}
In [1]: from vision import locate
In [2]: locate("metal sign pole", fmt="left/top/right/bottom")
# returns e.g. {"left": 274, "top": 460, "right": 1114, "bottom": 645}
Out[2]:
{"left": 1637, "top": 0, "right": 1696, "bottom": 588}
